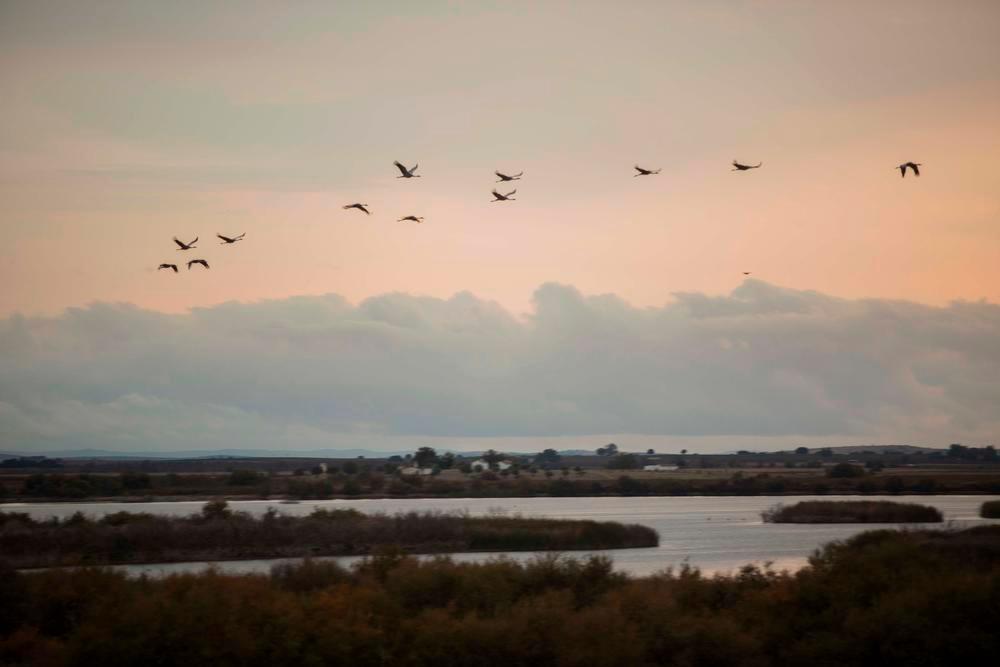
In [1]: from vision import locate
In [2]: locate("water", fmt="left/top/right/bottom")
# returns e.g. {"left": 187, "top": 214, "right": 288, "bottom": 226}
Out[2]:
{"left": 5, "top": 495, "right": 998, "bottom": 577}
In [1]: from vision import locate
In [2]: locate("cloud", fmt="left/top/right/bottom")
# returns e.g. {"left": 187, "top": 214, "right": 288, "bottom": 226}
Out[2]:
{"left": 1, "top": 281, "right": 998, "bottom": 453}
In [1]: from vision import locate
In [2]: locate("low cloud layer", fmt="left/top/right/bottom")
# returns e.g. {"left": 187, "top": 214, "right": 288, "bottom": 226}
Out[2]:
{"left": 1, "top": 281, "right": 998, "bottom": 453}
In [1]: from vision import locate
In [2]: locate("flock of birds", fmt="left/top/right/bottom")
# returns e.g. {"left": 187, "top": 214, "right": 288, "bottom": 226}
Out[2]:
{"left": 340, "top": 160, "right": 526, "bottom": 223}
{"left": 157, "top": 233, "right": 245, "bottom": 273}
{"left": 158, "top": 158, "right": 923, "bottom": 275}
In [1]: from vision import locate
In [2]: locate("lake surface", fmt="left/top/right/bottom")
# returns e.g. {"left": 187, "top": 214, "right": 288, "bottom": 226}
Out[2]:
{"left": 5, "top": 495, "right": 998, "bottom": 577}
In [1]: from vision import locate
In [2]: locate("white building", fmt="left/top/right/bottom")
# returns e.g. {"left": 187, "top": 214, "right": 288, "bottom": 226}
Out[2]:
{"left": 643, "top": 464, "right": 679, "bottom": 472}
{"left": 471, "top": 459, "right": 513, "bottom": 472}
{"left": 399, "top": 466, "right": 434, "bottom": 476}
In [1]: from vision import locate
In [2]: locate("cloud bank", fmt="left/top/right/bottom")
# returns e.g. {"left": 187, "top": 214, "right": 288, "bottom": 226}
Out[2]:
{"left": 1, "top": 281, "right": 998, "bottom": 453}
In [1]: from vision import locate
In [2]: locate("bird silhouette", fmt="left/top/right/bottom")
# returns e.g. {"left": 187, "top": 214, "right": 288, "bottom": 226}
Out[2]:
{"left": 394, "top": 161, "right": 420, "bottom": 178}
{"left": 495, "top": 170, "right": 523, "bottom": 182}
{"left": 743, "top": 272, "right": 751, "bottom": 276}
{"left": 158, "top": 263, "right": 178, "bottom": 273}
{"left": 217, "top": 233, "right": 245, "bottom": 244}
{"left": 343, "top": 203, "right": 371, "bottom": 215}
{"left": 732, "top": 160, "right": 762, "bottom": 171}
{"left": 187, "top": 259, "right": 210, "bottom": 270}
{"left": 633, "top": 165, "right": 661, "bottom": 176}
{"left": 897, "top": 162, "right": 921, "bottom": 178}
{"left": 398, "top": 215, "right": 424, "bottom": 223}
{"left": 491, "top": 188, "right": 517, "bottom": 202}
{"left": 173, "top": 236, "right": 198, "bottom": 250}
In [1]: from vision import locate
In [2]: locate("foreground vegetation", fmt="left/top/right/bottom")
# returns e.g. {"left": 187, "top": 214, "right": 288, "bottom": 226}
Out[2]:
{"left": 762, "top": 500, "right": 944, "bottom": 523}
{"left": 1, "top": 526, "right": 998, "bottom": 666}
{"left": 0, "top": 502, "right": 658, "bottom": 569}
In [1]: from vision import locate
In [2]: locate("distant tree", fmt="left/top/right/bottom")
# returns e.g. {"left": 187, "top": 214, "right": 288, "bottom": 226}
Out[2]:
{"left": 414, "top": 447, "right": 438, "bottom": 468}
{"left": 439, "top": 452, "right": 455, "bottom": 469}
{"left": 646, "top": 449, "right": 655, "bottom": 455}
{"left": 536, "top": 448, "right": 562, "bottom": 465}
{"left": 482, "top": 449, "right": 504, "bottom": 465}
{"left": 680, "top": 449, "right": 688, "bottom": 455}
{"left": 597, "top": 443, "right": 619, "bottom": 457}
{"left": 795, "top": 447, "right": 810, "bottom": 455}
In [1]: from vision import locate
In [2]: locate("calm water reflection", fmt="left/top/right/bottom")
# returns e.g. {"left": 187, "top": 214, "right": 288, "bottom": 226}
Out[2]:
{"left": 6, "top": 495, "right": 998, "bottom": 577}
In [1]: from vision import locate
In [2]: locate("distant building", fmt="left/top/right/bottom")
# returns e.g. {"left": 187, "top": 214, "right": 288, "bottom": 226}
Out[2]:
{"left": 399, "top": 466, "right": 434, "bottom": 476}
{"left": 471, "top": 459, "right": 512, "bottom": 472}
{"left": 643, "top": 464, "right": 679, "bottom": 472}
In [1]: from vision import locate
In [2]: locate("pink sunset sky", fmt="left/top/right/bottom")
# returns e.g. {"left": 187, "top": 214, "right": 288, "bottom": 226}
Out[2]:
{"left": 1, "top": 2, "right": 999, "bottom": 453}
{"left": 2, "top": 1, "right": 998, "bottom": 317}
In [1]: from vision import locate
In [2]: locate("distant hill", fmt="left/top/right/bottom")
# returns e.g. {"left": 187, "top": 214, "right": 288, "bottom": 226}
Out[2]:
{"left": 801, "top": 445, "right": 945, "bottom": 455}
{"left": 1, "top": 448, "right": 414, "bottom": 460}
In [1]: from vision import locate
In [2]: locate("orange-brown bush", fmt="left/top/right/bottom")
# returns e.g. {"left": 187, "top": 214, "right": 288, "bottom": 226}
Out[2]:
{"left": 1, "top": 527, "right": 998, "bottom": 666}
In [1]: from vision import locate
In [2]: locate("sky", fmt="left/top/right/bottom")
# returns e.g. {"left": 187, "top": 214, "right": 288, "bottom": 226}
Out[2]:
{"left": 1, "top": 1, "right": 999, "bottom": 453}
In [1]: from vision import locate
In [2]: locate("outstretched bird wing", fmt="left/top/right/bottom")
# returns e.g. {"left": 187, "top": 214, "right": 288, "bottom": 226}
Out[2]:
{"left": 506, "top": 189, "right": 517, "bottom": 197}
{"left": 393, "top": 161, "right": 409, "bottom": 176}
{"left": 911, "top": 164, "right": 920, "bottom": 176}
{"left": 491, "top": 189, "right": 502, "bottom": 198}
{"left": 173, "top": 237, "right": 187, "bottom": 249}
{"left": 217, "top": 234, "right": 233, "bottom": 243}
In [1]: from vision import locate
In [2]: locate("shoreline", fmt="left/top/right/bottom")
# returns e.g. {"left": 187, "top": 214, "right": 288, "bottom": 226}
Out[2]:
{"left": 3, "top": 489, "right": 999, "bottom": 504}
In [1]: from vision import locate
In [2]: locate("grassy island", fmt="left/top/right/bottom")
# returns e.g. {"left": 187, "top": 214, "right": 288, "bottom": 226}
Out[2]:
{"left": 981, "top": 500, "right": 1000, "bottom": 518}
{"left": 762, "top": 500, "right": 943, "bottom": 523}
{"left": 0, "top": 501, "right": 658, "bottom": 569}
{"left": 1, "top": 526, "right": 998, "bottom": 666}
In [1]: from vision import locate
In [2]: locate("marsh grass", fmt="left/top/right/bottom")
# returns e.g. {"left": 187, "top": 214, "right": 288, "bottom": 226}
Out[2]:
{"left": 0, "top": 503, "right": 658, "bottom": 568}
{"left": 762, "top": 500, "right": 943, "bottom": 523}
